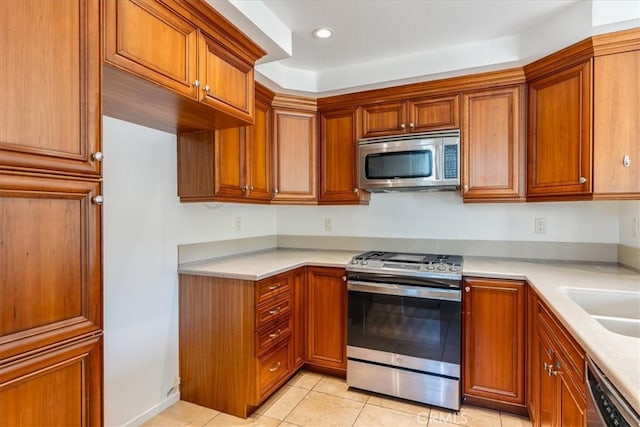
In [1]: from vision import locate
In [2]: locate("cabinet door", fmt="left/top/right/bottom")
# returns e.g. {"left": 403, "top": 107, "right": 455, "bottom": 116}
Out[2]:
{"left": 291, "top": 268, "right": 306, "bottom": 369}
{"left": 409, "top": 95, "right": 459, "bottom": 132}
{"left": 462, "top": 86, "right": 524, "bottom": 201}
{"left": 199, "top": 32, "right": 254, "bottom": 123}
{"left": 593, "top": 50, "right": 640, "bottom": 197}
{"left": 246, "top": 97, "right": 272, "bottom": 201}
{"left": 527, "top": 61, "right": 592, "bottom": 199}
{"left": 463, "top": 278, "right": 526, "bottom": 409}
{"left": 306, "top": 267, "right": 347, "bottom": 373}
{"left": 0, "top": 173, "right": 102, "bottom": 360}
{"left": 0, "top": 335, "right": 102, "bottom": 426}
{"left": 536, "top": 329, "right": 556, "bottom": 427}
{"left": 104, "top": 0, "right": 198, "bottom": 99}
{"left": 272, "top": 109, "right": 318, "bottom": 203}
{"left": 0, "top": 0, "right": 101, "bottom": 177}
{"left": 557, "top": 369, "right": 586, "bottom": 427}
{"left": 361, "top": 101, "right": 407, "bottom": 137}
{"left": 319, "top": 108, "right": 370, "bottom": 204}
{"left": 214, "top": 127, "right": 247, "bottom": 199}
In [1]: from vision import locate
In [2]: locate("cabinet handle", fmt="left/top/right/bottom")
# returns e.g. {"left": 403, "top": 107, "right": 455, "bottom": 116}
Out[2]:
{"left": 92, "top": 195, "right": 104, "bottom": 205}
{"left": 464, "top": 286, "right": 470, "bottom": 292}
{"left": 203, "top": 85, "right": 210, "bottom": 93}
{"left": 269, "top": 361, "right": 281, "bottom": 372}
{"left": 92, "top": 152, "right": 104, "bottom": 161}
{"left": 269, "top": 307, "right": 281, "bottom": 315}
{"left": 269, "top": 329, "right": 282, "bottom": 339}
{"left": 579, "top": 177, "right": 587, "bottom": 184}
{"left": 268, "top": 284, "right": 280, "bottom": 291}
{"left": 623, "top": 155, "right": 631, "bottom": 168}
{"left": 408, "top": 122, "right": 415, "bottom": 129}
{"left": 400, "top": 123, "right": 406, "bottom": 129}
{"left": 192, "top": 80, "right": 200, "bottom": 88}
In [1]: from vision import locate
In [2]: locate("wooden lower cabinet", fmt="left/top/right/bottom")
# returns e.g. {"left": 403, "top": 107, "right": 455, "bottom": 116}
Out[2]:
{"left": 528, "top": 289, "right": 586, "bottom": 427}
{"left": 463, "top": 278, "right": 526, "bottom": 414}
{"left": 305, "top": 267, "right": 347, "bottom": 375}
{"left": 0, "top": 335, "right": 103, "bottom": 426}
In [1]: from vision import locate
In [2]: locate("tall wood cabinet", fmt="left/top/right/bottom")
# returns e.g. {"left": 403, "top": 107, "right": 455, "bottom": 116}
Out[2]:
{"left": 0, "top": 1, "right": 103, "bottom": 424}
{"left": 463, "top": 278, "right": 526, "bottom": 414}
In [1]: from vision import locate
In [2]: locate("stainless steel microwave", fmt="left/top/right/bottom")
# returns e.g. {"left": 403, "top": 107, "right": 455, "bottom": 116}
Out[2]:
{"left": 358, "top": 130, "right": 460, "bottom": 192}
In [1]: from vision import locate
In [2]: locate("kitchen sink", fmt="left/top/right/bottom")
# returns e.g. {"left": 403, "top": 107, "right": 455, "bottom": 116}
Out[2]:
{"left": 561, "top": 288, "right": 640, "bottom": 339}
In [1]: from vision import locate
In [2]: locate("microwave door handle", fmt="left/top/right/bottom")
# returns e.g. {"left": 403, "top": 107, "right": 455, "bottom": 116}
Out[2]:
{"left": 434, "top": 143, "right": 441, "bottom": 181}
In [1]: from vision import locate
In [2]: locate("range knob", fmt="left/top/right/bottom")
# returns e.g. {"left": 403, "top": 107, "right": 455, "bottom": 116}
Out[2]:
{"left": 437, "top": 263, "right": 447, "bottom": 271}
{"left": 361, "top": 260, "right": 368, "bottom": 265}
{"left": 351, "top": 258, "right": 359, "bottom": 264}
{"left": 426, "top": 263, "right": 435, "bottom": 270}
{"left": 449, "top": 265, "right": 459, "bottom": 272}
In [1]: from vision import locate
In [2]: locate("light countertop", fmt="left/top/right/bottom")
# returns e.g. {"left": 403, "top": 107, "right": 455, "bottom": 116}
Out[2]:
{"left": 178, "top": 249, "right": 640, "bottom": 413}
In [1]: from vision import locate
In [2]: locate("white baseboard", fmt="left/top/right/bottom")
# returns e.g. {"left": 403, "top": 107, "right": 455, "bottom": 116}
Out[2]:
{"left": 121, "top": 392, "right": 180, "bottom": 427}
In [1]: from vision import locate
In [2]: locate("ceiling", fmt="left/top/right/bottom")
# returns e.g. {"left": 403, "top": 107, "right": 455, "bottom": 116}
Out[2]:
{"left": 207, "top": 0, "right": 640, "bottom": 95}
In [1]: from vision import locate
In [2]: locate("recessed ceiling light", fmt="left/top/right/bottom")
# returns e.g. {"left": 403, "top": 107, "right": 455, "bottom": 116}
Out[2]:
{"left": 312, "top": 27, "right": 333, "bottom": 39}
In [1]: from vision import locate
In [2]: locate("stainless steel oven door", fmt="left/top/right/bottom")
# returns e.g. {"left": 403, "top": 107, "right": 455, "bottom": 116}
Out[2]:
{"left": 347, "top": 280, "right": 461, "bottom": 377}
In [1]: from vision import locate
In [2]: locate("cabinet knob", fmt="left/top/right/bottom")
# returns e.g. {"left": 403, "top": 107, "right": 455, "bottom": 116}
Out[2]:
{"left": 465, "top": 286, "right": 470, "bottom": 292}
{"left": 400, "top": 123, "right": 406, "bottom": 129}
{"left": 623, "top": 155, "right": 631, "bottom": 168}
{"left": 241, "top": 185, "right": 248, "bottom": 191}
{"left": 579, "top": 177, "right": 587, "bottom": 184}
{"left": 192, "top": 80, "right": 200, "bottom": 88}
{"left": 203, "top": 85, "right": 210, "bottom": 93}
{"left": 408, "top": 122, "right": 415, "bottom": 129}
{"left": 249, "top": 185, "right": 255, "bottom": 191}
{"left": 342, "top": 276, "right": 347, "bottom": 282}
{"left": 274, "top": 189, "right": 279, "bottom": 195}
{"left": 353, "top": 188, "right": 358, "bottom": 193}
{"left": 92, "top": 151, "right": 104, "bottom": 162}
{"left": 462, "top": 184, "right": 469, "bottom": 192}
{"left": 92, "top": 195, "right": 104, "bottom": 205}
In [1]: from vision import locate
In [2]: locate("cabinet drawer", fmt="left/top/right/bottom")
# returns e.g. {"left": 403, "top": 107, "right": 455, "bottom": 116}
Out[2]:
{"left": 255, "top": 316, "right": 292, "bottom": 357}
{"left": 256, "top": 293, "right": 292, "bottom": 330}
{"left": 537, "top": 300, "right": 585, "bottom": 382}
{"left": 256, "top": 275, "right": 291, "bottom": 305}
{"left": 257, "top": 340, "right": 291, "bottom": 400}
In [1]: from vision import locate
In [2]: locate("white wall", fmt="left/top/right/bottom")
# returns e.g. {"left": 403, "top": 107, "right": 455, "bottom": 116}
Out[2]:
{"left": 619, "top": 200, "right": 640, "bottom": 248}
{"left": 102, "top": 117, "right": 277, "bottom": 426}
{"left": 276, "top": 192, "right": 621, "bottom": 244}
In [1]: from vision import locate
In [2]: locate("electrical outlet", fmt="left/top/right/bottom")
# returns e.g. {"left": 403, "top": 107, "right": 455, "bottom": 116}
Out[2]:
{"left": 633, "top": 217, "right": 639, "bottom": 237}
{"left": 234, "top": 216, "right": 241, "bottom": 232}
{"left": 324, "top": 217, "right": 333, "bottom": 232}
{"left": 534, "top": 218, "right": 546, "bottom": 235}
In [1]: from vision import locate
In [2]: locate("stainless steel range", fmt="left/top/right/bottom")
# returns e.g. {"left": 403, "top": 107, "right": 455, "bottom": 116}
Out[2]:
{"left": 346, "top": 251, "right": 463, "bottom": 411}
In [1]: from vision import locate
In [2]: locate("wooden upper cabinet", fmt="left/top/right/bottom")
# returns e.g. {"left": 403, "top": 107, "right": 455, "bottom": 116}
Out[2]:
{"left": 361, "top": 95, "right": 458, "bottom": 138}
{"left": 0, "top": 0, "right": 101, "bottom": 177}
{"left": 319, "top": 107, "right": 370, "bottom": 205}
{"left": 271, "top": 96, "right": 318, "bottom": 204}
{"left": 0, "top": 172, "right": 103, "bottom": 361}
{"left": 177, "top": 85, "right": 273, "bottom": 203}
{"left": 527, "top": 61, "right": 592, "bottom": 200}
{"left": 593, "top": 50, "right": 640, "bottom": 198}
{"left": 463, "top": 278, "right": 526, "bottom": 413}
{"left": 461, "top": 86, "right": 525, "bottom": 202}
{"left": 103, "top": 0, "right": 264, "bottom": 133}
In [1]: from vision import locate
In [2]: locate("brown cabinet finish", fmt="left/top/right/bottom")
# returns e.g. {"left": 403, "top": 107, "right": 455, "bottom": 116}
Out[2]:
{"left": 461, "top": 86, "right": 525, "bottom": 202}
{"left": 528, "top": 289, "right": 586, "bottom": 427}
{"left": 272, "top": 100, "right": 318, "bottom": 203}
{"left": 527, "top": 61, "right": 593, "bottom": 199}
{"left": 177, "top": 85, "right": 273, "bottom": 203}
{"left": 0, "top": 173, "right": 103, "bottom": 361}
{"left": 0, "top": 335, "right": 103, "bottom": 427}
{"left": 103, "top": 0, "right": 264, "bottom": 133}
{"left": 0, "top": 0, "right": 101, "bottom": 177}
{"left": 291, "top": 268, "right": 307, "bottom": 369}
{"left": 593, "top": 50, "right": 640, "bottom": 198}
{"left": 463, "top": 278, "right": 526, "bottom": 413}
{"left": 361, "top": 95, "right": 459, "bottom": 138}
{"left": 319, "top": 107, "right": 370, "bottom": 205}
{"left": 306, "top": 267, "right": 347, "bottom": 375}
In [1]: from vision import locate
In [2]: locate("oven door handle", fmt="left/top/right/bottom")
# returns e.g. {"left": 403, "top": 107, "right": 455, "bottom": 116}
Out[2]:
{"left": 348, "top": 280, "right": 461, "bottom": 301}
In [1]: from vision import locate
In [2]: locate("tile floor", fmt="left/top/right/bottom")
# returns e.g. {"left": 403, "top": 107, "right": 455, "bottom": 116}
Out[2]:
{"left": 142, "top": 371, "right": 532, "bottom": 427}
